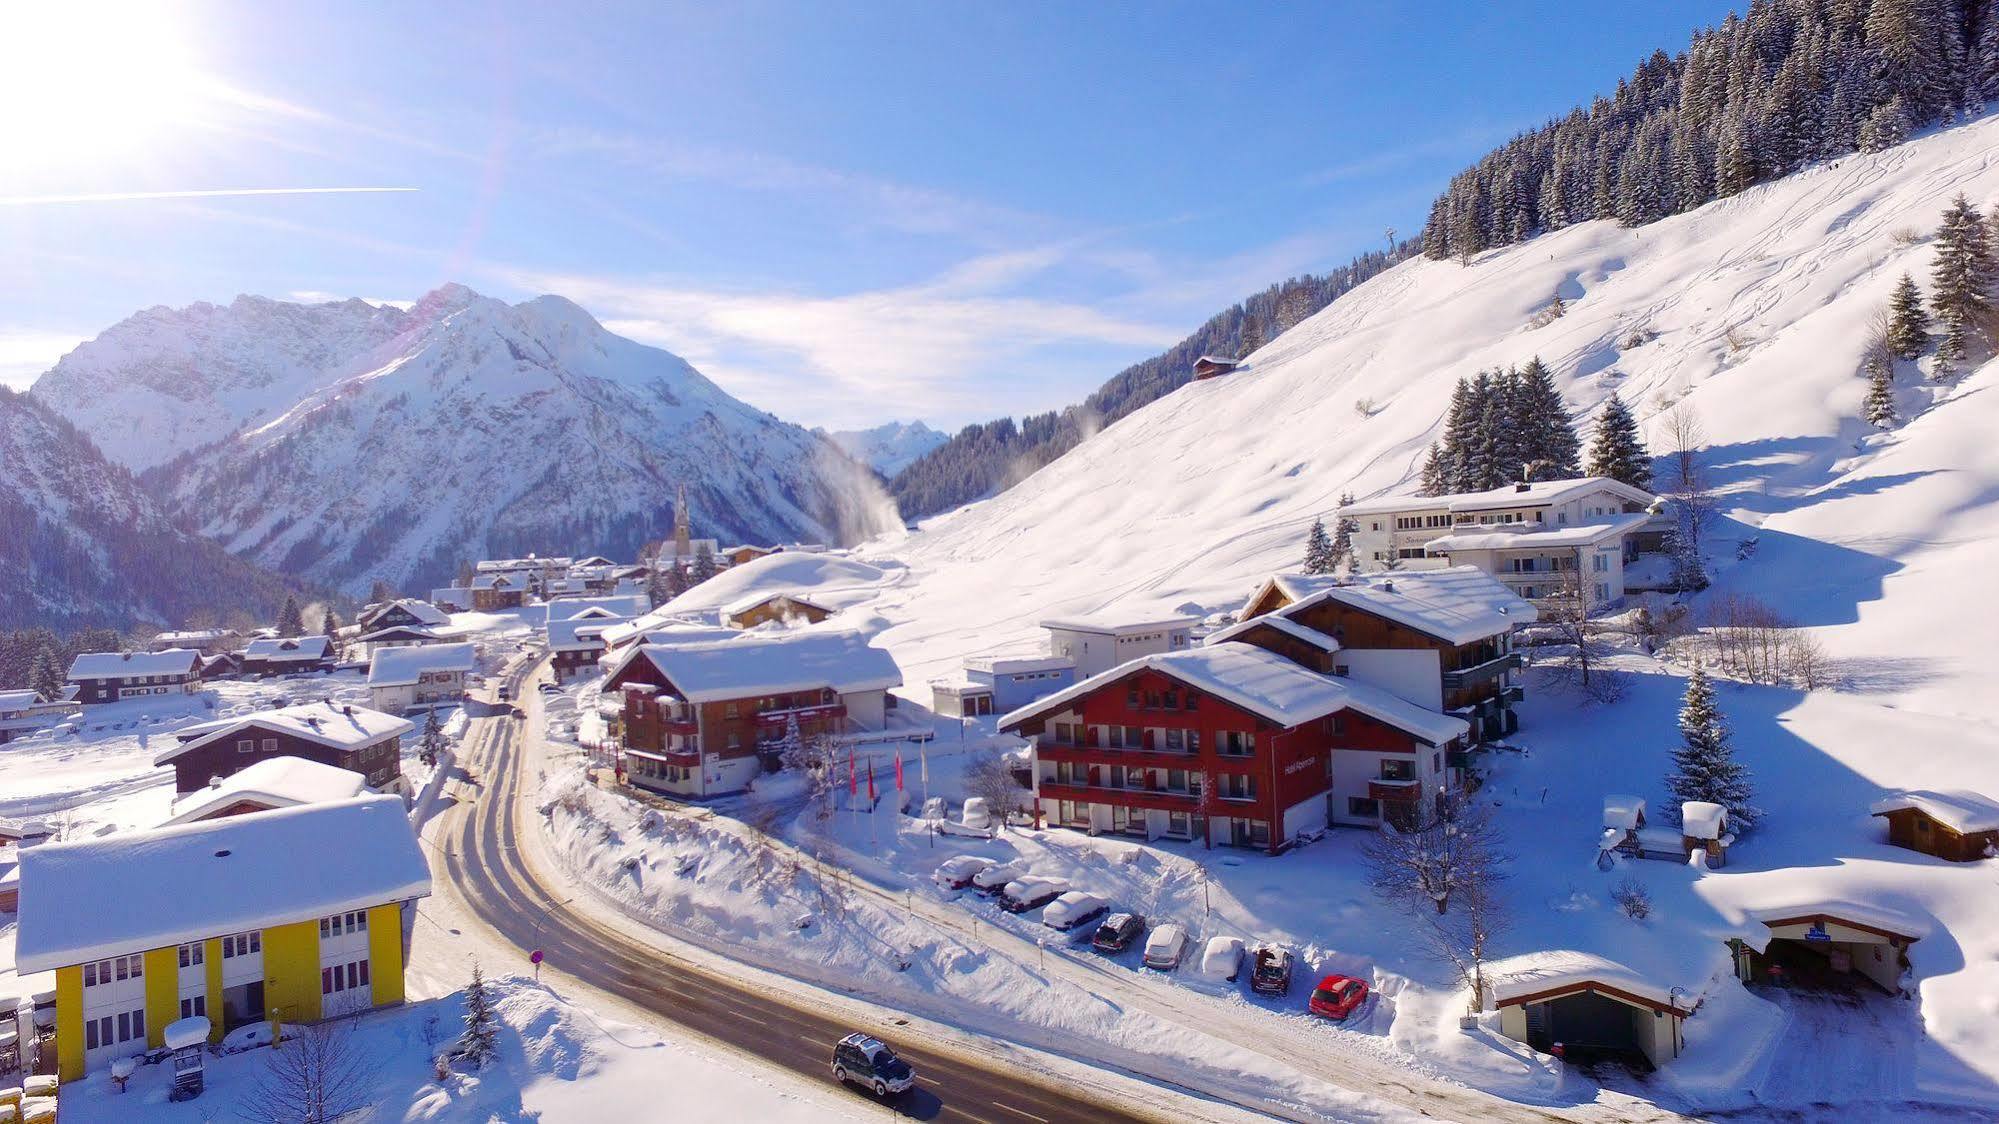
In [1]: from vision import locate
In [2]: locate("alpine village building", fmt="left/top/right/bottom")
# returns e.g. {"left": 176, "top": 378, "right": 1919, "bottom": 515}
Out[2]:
{"left": 153, "top": 701, "right": 412, "bottom": 796}
{"left": 603, "top": 629, "right": 903, "bottom": 799}
{"left": 1000, "top": 567, "right": 1535, "bottom": 853}
{"left": 66, "top": 649, "right": 204, "bottom": 705}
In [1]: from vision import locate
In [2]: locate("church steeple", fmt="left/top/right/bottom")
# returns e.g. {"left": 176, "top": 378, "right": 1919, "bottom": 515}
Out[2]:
{"left": 674, "top": 483, "right": 691, "bottom": 558}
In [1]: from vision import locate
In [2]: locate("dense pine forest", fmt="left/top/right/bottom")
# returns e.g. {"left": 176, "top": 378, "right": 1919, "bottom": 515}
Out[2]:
{"left": 1422, "top": 0, "right": 1999, "bottom": 262}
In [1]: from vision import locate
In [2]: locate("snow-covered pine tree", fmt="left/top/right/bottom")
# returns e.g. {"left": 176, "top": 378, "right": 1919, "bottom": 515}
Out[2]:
{"left": 276, "top": 595, "right": 304, "bottom": 637}
{"left": 420, "top": 706, "right": 445, "bottom": 767}
{"left": 1664, "top": 662, "right": 1758, "bottom": 831}
{"left": 1437, "top": 379, "right": 1479, "bottom": 491}
{"left": 1331, "top": 494, "right": 1358, "bottom": 574}
{"left": 690, "top": 543, "right": 718, "bottom": 585}
{"left": 1930, "top": 193, "right": 1996, "bottom": 372}
{"left": 1418, "top": 444, "right": 1447, "bottom": 497}
{"left": 1482, "top": 368, "right": 1525, "bottom": 488}
{"left": 1302, "top": 518, "right": 1336, "bottom": 575}
{"left": 457, "top": 964, "right": 499, "bottom": 1068}
{"left": 1462, "top": 370, "right": 1504, "bottom": 491}
{"left": 1585, "top": 393, "right": 1651, "bottom": 489}
{"left": 1864, "top": 350, "right": 1899, "bottom": 426}
{"left": 666, "top": 561, "right": 690, "bottom": 600}
{"left": 1511, "top": 357, "right": 1580, "bottom": 480}
{"left": 1237, "top": 314, "right": 1265, "bottom": 359}
{"left": 29, "top": 645, "right": 63, "bottom": 700}
{"left": 1886, "top": 272, "right": 1931, "bottom": 359}
{"left": 645, "top": 567, "right": 672, "bottom": 609}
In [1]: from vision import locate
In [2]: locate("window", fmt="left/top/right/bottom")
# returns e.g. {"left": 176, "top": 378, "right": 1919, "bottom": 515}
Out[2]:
{"left": 222, "top": 931, "right": 261, "bottom": 958}
{"left": 1164, "top": 729, "right": 1184, "bottom": 751}
{"left": 178, "top": 942, "right": 204, "bottom": 968}
{"left": 321, "top": 958, "right": 372, "bottom": 996}
{"left": 724, "top": 702, "right": 739, "bottom": 719}
{"left": 320, "top": 910, "right": 369, "bottom": 937}
{"left": 261, "top": 738, "right": 277, "bottom": 753}
{"left": 180, "top": 995, "right": 206, "bottom": 1020}
{"left": 1216, "top": 774, "right": 1255, "bottom": 800}
{"left": 1126, "top": 686, "right": 1140, "bottom": 708}
{"left": 1052, "top": 722, "right": 1075, "bottom": 745}
{"left": 237, "top": 738, "right": 255, "bottom": 754}
{"left": 1380, "top": 758, "right": 1415, "bottom": 781}
{"left": 1219, "top": 731, "right": 1253, "bottom": 757}
{"left": 1348, "top": 797, "right": 1381, "bottom": 818}
{"left": 1163, "top": 689, "right": 1180, "bottom": 710}
{"left": 1433, "top": 752, "right": 1442, "bottom": 772}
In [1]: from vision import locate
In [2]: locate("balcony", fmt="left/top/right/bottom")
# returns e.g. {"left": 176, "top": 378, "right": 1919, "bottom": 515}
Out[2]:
{"left": 626, "top": 744, "right": 700, "bottom": 766}
{"left": 1368, "top": 778, "right": 1422, "bottom": 803}
{"left": 1038, "top": 740, "right": 1195, "bottom": 767}
{"left": 753, "top": 702, "right": 845, "bottom": 727}
{"left": 1039, "top": 780, "right": 1202, "bottom": 813}
{"left": 1442, "top": 652, "right": 1523, "bottom": 690}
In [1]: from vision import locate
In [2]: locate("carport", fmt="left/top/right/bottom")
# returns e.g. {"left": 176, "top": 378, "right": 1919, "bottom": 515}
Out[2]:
{"left": 1733, "top": 904, "right": 1925, "bottom": 995}
{"left": 1493, "top": 954, "right": 1693, "bottom": 1070}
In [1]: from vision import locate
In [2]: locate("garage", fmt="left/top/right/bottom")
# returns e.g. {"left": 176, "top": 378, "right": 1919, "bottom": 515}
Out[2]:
{"left": 1493, "top": 955, "right": 1692, "bottom": 1070}
{"left": 1734, "top": 907, "right": 1924, "bottom": 995}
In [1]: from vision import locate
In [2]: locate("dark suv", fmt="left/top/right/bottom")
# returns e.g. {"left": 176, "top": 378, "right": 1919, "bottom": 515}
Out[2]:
{"left": 832, "top": 1032, "right": 916, "bottom": 1097}
{"left": 1091, "top": 911, "right": 1146, "bottom": 953}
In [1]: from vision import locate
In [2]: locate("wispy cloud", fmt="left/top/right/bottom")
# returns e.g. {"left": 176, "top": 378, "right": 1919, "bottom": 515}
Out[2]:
{"left": 0, "top": 329, "right": 87, "bottom": 389}
{"left": 0, "top": 186, "right": 418, "bottom": 207}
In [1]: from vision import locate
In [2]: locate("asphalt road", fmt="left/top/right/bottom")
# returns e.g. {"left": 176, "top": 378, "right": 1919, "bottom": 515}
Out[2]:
{"left": 437, "top": 661, "right": 1161, "bottom": 1124}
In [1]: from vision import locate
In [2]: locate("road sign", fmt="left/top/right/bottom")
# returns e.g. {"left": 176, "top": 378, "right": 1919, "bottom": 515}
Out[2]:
{"left": 531, "top": 948, "right": 544, "bottom": 980}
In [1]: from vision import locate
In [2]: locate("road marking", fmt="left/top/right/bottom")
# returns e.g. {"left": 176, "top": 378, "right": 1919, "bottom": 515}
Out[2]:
{"left": 991, "top": 1103, "right": 1050, "bottom": 1123}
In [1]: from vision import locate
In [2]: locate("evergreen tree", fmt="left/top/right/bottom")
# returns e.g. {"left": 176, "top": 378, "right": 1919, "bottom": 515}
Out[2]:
{"left": 1418, "top": 444, "right": 1448, "bottom": 497}
{"left": 1864, "top": 350, "right": 1899, "bottom": 426}
{"left": 1302, "top": 518, "right": 1336, "bottom": 575}
{"left": 456, "top": 560, "right": 475, "bottom": 586}
{"left": 645, "top": 567, "right": 672, "bottom": 609}
{"left": 420, "top": 706, "right": 446, "bottom": 767}
{"left": 1585, "top": 393, "right": 1651, "bottom": 489}
{"left": 1885, "top": 272, "right": 1931, "bottom": 359}
{"left": 1237, "top": 315, "right": 1265, "bottom": 359}
{"left": 368, "top": 580, "right": 396, "bottom": 605}
{"left": 1331, "top": 494, "right": 1358, "bottom": 574}
{"left": 1510, "top": 357, "right": 1580, "bottom": 479}
{"left": 276, "top": 595, "right": 305, "bottom": 637}
{"left": 690, "top": 544, "right": 718, "bottom": 585}
{"left": 29, "top": 644, "right": 64, "bottom": 700}
{"left": 456, "top": 964, "right": 499, "bottom": 1068}
{"left": 1664, "top": 662, "right": 1759, "bottom": 831}
{"left": 1930, "top": 193, "right": 1996, "bottom": 371}
{"left": 666, "top": 560, "right": 690, "bottom": 599}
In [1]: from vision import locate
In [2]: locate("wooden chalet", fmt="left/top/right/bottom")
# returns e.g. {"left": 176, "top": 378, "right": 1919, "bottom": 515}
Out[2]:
{"left": 1870, "top": 790, "right": 1999, "bottom": 862}
{"left": 153, "top": 701, "right": 412, "bottom": 795}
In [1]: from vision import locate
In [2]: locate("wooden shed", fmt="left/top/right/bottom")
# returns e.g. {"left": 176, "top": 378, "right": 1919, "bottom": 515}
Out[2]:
{"left": 1869, "top": 789, "right": 1999, "bottom": 862}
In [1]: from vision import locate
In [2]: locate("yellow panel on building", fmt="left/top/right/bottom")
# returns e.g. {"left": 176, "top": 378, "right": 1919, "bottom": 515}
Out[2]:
{"left": 143, "top": 946, "right": 178, "bottom": 1048}
{"left": 261, "top": 920, "right": 321, "bottom": 1026}
{"left": 367, "top": 902, "right": 406, "bottom": 1008}
{"left": 205, "top": 937, "right": 226, "bottom": 1043}
{"left": 54, "top": 965, "right": 83, "bottom": 1083}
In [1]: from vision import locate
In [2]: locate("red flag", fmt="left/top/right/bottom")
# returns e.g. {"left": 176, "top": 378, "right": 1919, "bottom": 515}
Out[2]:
{"left": 866, "top": 758, "right": 877, "bottom": 802}
{"left": 894, "top": 750, "right": 905, "bottom": 793}
{"left": 847, "top": 749, "right": 857, "bottom": 796}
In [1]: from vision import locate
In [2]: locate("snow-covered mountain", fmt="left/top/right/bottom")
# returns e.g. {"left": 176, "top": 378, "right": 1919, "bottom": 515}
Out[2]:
{"left": 820, "top": 420, "right": 946, "bottom": 477}
{"left": 0, "top": 388, "right": 298, "bottom": 629}
{"left": 32, "top": 285, "right": 901, "bottom": 596}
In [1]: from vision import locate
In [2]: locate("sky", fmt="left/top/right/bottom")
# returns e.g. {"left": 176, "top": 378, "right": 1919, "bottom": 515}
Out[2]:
{"left": 0, "top": 1, "right": 1745, "bottom": 430}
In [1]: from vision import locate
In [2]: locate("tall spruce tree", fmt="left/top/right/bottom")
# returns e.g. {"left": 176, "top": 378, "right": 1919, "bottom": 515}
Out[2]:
{"left": 276, "top": 595, "right": 305, "bottom": 637}
{"left": 1511, "top": 357, "right": 1580, "bottom": 479}
{"left": 1331, "top": 495, "right": 1358, "bottom": 574}
{"left": 1419, "top": 443, "right": 1448, "bottom": 497}
{"left": 1930, "top": 194, "right": 1996, "bottom": 371}
{"left": 1885, "top": 272, "right": 1931, "bottom": 359}
{"left": 691, "top": 543, "right": 718, "bottom": 585}
{"left": 1664, "top": 662, "right": 1758, "bottom": 831}
{"left": 1585, "top": 393, "right": 1651, "bottom": 489}
{"left": 1302, "top": 518, "right": 1336, "bottom": 575}
{"left": 1864, "top": 350, "right": 1898, "bottom": 426}
{"left": 29, "top": 645, "right": 64, "bottom": 700}
{"left": 457, "top": 964, "right": 499, "bottom": 1068}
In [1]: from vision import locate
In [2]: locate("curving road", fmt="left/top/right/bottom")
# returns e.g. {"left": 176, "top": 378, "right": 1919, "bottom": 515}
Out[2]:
{"left": 433, "top": 658, "right": 1164, "bottom": 1124}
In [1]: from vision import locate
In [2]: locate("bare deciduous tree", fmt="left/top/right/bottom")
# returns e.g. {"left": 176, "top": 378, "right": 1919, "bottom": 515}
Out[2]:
{"left": 236, "top": 1017, "right": 377, "bottom": 1124}
{"left": 1362, "top": 797, "right": 1507, "bottom": 916}
{"left": 963, "top": 748, "right": 1023, "bottom": 835}
{"left": 1541, "top": 561, "right": 1625, "bottom": 702}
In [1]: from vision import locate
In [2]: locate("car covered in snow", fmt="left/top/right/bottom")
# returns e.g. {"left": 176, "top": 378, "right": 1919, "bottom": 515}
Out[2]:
{"left": 831, "top": 1031, "right": 916, "bottom": 1097}
{"left": 1249, "top": 944, "right": 1293, "bottom": 995}
{"left": 999, "top": 875, "right": 1070, "bottom": 913}
{"left": 1091, "top": 911, "right": 1146, "bottom": 953}
{"left": 1200, "top": 935, "right": 1245, "bottom": 983}
{"left": 1142, "top": 923, "right": 1189, "bottom": 970}
{"left": 932, "top": 854, "right": 995, "bottom": 891}
{"left": 1041, "top": 891, "right": 1109, "bottom": 932}
{"left": 1308, "top": 974, "right": 1369, "bottom": 1021}
{"left": 970, "top": 860, "right": 1029, "bottom": 894}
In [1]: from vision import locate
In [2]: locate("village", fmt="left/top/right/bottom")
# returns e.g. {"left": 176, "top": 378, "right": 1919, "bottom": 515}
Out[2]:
{"left": 0, "top": 410, "right": 1991, "bottom": 1123}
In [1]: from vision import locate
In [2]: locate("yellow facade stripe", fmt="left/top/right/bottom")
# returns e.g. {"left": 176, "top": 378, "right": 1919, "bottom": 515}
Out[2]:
{"left": 261, "top": 920, "right": 321, "bottom": 1027}
{"left": 367, "top": 902, "right": 405, "bottom": 1008}
{"left": 143, "top": 946, "right": 178, "bottom": 1048}
{"left": 204, "top": 937, "right": 225, "bottom": 1043}
{"left": 54, "top": 965, "right": 83, "bottom": 1083}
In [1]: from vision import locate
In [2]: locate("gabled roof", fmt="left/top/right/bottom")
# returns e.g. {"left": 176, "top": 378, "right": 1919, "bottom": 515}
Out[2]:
{"left": 999, "top": 643, "right": 1468, "bottom": 744}
{"left": 1870, "top": 789, "right": 1999, "bottom": 835}
{"left": 1424, "top": 511, "right": 1652, "bottom": 553}
{"left": 1203, "top": 613, "right": 1342, "bottom": 652}
{"left": 68, "top": 649, "right": 201, "bottom": 679}
{"left": 156, "top": 701, "right": 413, "bottom": 765}
{"left": 603, "top": 629, "right": 902, "bottom": 703}
{"left": 367, "top": 642, "right": 477, "bottom": 687}
{"left": 1489, "top": 951, "right": 1696, "bottom": 1015}
{"left": 721, "top": 591, "right": 832, "bottom": 617}
{"left": 354, "top": 625, "right": 440, "bottom": 643}
{"left": 1039, "top": 613, "right": 1199, "bottom": 636}
{"left": 547, "top": 615, "right": 629, "bottom": 651}
{"left": 1341, "top": 476, "right": 1658, "bottom": 517}
{"left": 243, "top": 635, "right": 332, "bottom": 662}
{"left": 161, "top": 756, "right": 370, "bottom": 825}
{"left": 0, "top": 690, "right": 43, "bottom": 712}
{"left": 360, "top": 598, "right": 450, "bottom": 628}
{"left": 15, "top": 795, "right": 430, "bottom": 974}
{"left": 1241, "top": 567, "right": 1536, "bottom": 645}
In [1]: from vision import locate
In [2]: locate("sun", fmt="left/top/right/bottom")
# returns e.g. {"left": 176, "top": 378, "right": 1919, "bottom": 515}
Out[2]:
{"left": 0, "top": 2, "right": 215, "bottom": 179}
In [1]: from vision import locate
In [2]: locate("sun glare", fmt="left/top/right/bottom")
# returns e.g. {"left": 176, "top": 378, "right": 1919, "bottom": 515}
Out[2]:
{"left": 0, "top": 3, "right": 214, "bottom": 178}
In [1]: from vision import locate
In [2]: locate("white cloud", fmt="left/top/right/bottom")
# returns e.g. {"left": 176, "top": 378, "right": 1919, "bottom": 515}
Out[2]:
{"left": 0, "top": 329, "right": 87, "bottom": 389}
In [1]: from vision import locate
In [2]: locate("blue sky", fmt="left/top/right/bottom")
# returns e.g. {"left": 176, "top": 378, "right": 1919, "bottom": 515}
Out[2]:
{"left": 0, "top": 1, "right": 1741, "bottom": 428}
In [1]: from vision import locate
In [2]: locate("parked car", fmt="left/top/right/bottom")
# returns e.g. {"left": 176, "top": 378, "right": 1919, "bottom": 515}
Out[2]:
{"left": 538, "top": 681, "right": 560, "bottom": 693}
{"left": 1142, "top": 923, "right": 1190, "bottom": 970}
{"left": 1249, "top": 944, "right": 1294, "bottom": 995}
{"left": 999, "top": 875, "right": 1070, "bottom": 913}
{"left": 497, "top": 684, "right": 513, "bottom": 701}
{"left": 1308, "top": 974, "right": 1370, "bottom": 1021}
{"left": 1041, "top": 891, "right": 1109, "bottom": 932}
{"left": 970, "top": 860, "right": 1029, "bottom": 895}
{"left": 1091, "top": 912, "right": 1146, "bottom": 953}
{"left": 830, "top": 1032, "right": 916, "bottom": 1097}
{"left": 1200, "top": 936, "right": 1245, "bottom": 983}
{"left": 932, "top": 855, "right": 995, "bottom": 891}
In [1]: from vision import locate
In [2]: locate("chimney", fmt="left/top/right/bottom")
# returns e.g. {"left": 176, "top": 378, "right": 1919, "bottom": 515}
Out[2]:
{"left": 1514, "top": 482, "right": 1531, "bottom": 493}
{"left": 1382, "top": 580, "right": 1395, "bottom": 593}
{"left": 208, "top": 774, "right": 222, "bottom": 789}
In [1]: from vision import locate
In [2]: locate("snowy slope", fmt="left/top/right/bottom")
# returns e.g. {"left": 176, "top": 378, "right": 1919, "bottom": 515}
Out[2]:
{"left": 821, "top": 420, "right": 946, "bottom": 477}
{"left": 34, "top": 286, "right": 901, "bottom": 596}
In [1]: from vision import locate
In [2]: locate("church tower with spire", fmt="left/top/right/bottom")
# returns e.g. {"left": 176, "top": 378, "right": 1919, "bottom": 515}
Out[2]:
{"left": 673, "top": 483, "right": 691, "bottom": 559}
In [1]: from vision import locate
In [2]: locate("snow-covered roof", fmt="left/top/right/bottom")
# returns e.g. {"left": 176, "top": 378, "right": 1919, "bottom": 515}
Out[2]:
{"left": 155, "top": 701, "right": 412, "bottom": 766}
{"left": 1603, "top": 794, "right": 1647, "bottom": 831}
{"left": 1489, "top": 951, "right": 1696, "bottom": 1014}
{"left": 1424, "top": 512, "right": 1652, "bottom": 553}
{"left": 1203, "top": 613, "right": 1343, "bottom": 652}
{"left": 354, "top": 625, "right": 439, "bottom": 643}
{"left": 367, "top": 642, "right": 477, "bottom": 687}
{"left": 605, "top": 630, "right": 903, "bottom": 703}
{"left": 546, "top": 615, "right": 627, "bottom": 651}
{"left": 1194, "top": 354, "right": 1237, "bottom": 367}
{"left": 68, "top": 649, "right": 200, "bottom": 679}
{"left": 469, "top": 574, "right": 518, "bottom": 590}
{"left": 161, "top": 756, "right": 370, "bottom": 825}
{"left": 1869, "top": 789, "right": 1999, "bottom": 834}
{"left": 964, "top": 654, "right": 1076, "bottom": 675}
{"left": 362, "top": 598, "right": 450, "bottom": 627}
{"left": 1039, "top": 613, "right": 1199, "bottom": 635}
{"left": 1247, "top": 567, "right": 1536, "bottom": 645}
{"left": 1739, "top": 901, "right": 1929, "bottom": 946}
{"left": 1001, "top": 643, "right": 1469, "bottom": 744}
{"left": 0, "top": 690, "right": 42, "bottom": 712}
{"left": 243, "top": 636, "right": 332, "bottom": 662}
{"left": 720, "top": 591, "right": 831, "bottom": 617}
{"left": 14, "top": 794, "right": 430, "bottom": 974}
{"left": 1341, "top": 476, "right": 1658, "bottom": 517}
{"left": 152, "top": 629, "right": 230, "bottom": 645}
{"left": 1681, "top": 801, "right": 1728, "bottom": 839}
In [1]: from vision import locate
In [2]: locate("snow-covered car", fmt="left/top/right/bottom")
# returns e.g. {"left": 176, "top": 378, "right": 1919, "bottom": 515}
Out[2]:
{"left": 831, "top": 1031, "right": 915, "bottom": 1096}
{"left": 959, "top": 796, "right": 993, "bottom": 832}
{"left": 1142, "top": 923, "right": 1190, "bottom": 970}
{"left": 1041, "top": 891, "right": 1109, "bottom": 931}
{"left": 932, "top": 854, "right": 995, "bottom": 891}
{"left": 970, "top": 860, "right": 1029, "bottom": 894}
{"left": 1249, "top": 944, "right": 1294, "bottom": 995}
{"left": 1308, "top": 974, "right": 1370, "bottom": 1021}
{"left": 1200, "top": 936, "right": 1245, "bottom": 983}
{"left": 1000, "top": 875, "right": 1070, "bottom": 913}
{"left": 1092, "top": 912, "right": 1146, "bottom": 953}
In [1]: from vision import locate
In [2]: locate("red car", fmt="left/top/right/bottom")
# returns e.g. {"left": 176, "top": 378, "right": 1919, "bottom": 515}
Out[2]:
{"left": 1308, "top": 974, "right": 1369, "bottom": 1021}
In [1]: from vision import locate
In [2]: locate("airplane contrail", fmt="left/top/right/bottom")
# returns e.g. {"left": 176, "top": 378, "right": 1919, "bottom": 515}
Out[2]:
{"left": 0, "top": 186, "right": 419, "bottom": 206}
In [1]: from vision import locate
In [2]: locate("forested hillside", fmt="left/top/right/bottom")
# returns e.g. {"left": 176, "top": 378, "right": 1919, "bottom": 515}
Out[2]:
{"left": 1423, "top": 0, "right": 1999, "bottom": 261}
{"left": 888, "top": 244, "right": 1413, "bottom": 520}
